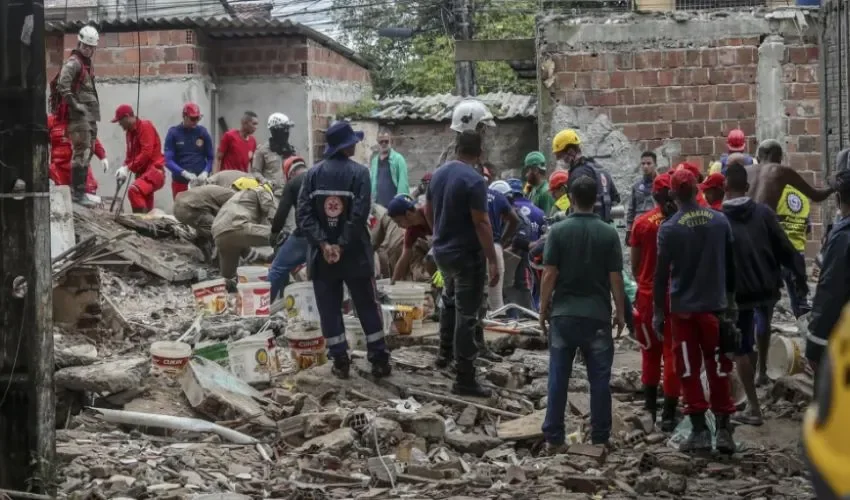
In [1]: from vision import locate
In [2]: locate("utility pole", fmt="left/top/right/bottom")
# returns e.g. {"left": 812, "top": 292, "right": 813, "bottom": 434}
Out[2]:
{"left": 452, "top": 0, "right": 476, "bottom": 96}
{"left": 0, "top": 0, "right": 56, "bottom": 494}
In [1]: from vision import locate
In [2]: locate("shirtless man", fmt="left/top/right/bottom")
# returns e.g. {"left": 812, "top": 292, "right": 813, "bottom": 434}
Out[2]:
{"left": 746, "top": 140, "right": 834, "bottom": 209}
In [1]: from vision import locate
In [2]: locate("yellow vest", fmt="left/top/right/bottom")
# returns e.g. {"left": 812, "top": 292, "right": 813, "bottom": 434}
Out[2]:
{"left": 776, "top": 185, "right": 810, "bottom": 252}
{"left": 554, "top": 194, "right": 570, "bottom": 213}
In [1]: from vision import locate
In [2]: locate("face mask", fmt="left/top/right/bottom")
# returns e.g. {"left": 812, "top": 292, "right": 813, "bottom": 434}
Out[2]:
{"left": 269, "top": 127, "right": 291, "bottom": 155}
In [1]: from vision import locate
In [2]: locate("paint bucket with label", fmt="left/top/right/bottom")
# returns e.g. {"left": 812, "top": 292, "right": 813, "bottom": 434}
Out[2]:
{"left": 344, "top": 314, "right": 365, "bottom": 351}
{"left": 237, "top": 266, "right": 269, "bottom": 283}
{"left": 236, "top": 282, "right": 271, "bottom": 317}
{"left": 385, "top": 282, "right": 427, "bottom": 330}
{"left": 766, "top": 335, "right": 806, "bottom": 380}
{"left": 191, "top": 278, "right": 228, "bottom": 315}
{"left": 193, "top": 341, "right": 229, "bottom": 367}
{"left": 282, "top": 281, "right": 321, "bottom": 327}
{"left": 229, "top": 332, "right": 278, "bottom": 385}
{"left": 382, "top": 304, "right": 415, "bottom": 336}
{"left": 285, "top": 326, "right": 327, "bottom": 371}
{"left": 150, "top": 341, "right": 192, "bottom": 375}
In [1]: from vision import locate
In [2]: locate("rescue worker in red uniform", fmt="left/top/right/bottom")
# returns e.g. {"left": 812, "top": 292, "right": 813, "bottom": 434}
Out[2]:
{"left": 675, "top": 162, "right": 709, "bottom": 208}
{"left": 48, "top": 113, "right": 104, "bottom": 194}
{"left": 111, "top": 104, "right": 166, "bottom": 213}
{"left": 654, "top": 169, "right": 738, "bottom": 454}
{"left": 699, "top": 172, "right": 726, "bottom": 211}
{"left": 629, "top": 172, "right": 681, "bottom": 432}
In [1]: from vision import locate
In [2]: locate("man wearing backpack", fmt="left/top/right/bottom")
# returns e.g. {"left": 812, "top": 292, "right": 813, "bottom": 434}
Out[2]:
{"left": 551, "top": 129, "right": 620, "bottom": 223}
{"left": 53, "top": 25, "right": 101, "bottom": 207}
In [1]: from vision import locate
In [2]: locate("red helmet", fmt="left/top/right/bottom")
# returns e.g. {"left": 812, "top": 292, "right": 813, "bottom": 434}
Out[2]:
{"left": 283, "top": 156, "right": 307, "bottom": 180}
{"left": 548, "top": 170, "right": 569, "bottom": 192}
{"left": 726, "top": 128, "right": 746, "bottom": 152}
{"left": 182, "top": 102, "right": 201, "bottom": 118}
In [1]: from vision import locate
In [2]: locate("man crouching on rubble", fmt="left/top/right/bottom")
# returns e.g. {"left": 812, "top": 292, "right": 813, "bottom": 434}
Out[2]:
{"left": 654, "top": 169, "right": 738, "bottom": 454}
{"left": 296, "top": 122, "right": 391, "bottom": 380}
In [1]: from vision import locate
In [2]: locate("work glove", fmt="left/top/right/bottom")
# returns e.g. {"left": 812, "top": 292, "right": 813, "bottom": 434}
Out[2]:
{"left": 197, "top": 171, "right": 209, "bottom": 183}
{"left": 431, "top": 270, "right": 444, "bottom": 288}
{"left": 182, "top": 171, "right": 197, "bottom": 182}
{"left": 116, "top": 166, "right": 129, "bottom": 181}
{"left": 652, "top": 309, "right": 664, "bottom": 343}
{"left": 101, "top": 158, "right": 109, "bottom": 173}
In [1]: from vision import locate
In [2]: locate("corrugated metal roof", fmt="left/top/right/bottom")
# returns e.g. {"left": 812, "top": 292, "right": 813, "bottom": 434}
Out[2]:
{"left": 354, "top": 93, "right": 537, "bottom": 122}
{"left": 44, "top": 16, "right": 370, "bottom": 69}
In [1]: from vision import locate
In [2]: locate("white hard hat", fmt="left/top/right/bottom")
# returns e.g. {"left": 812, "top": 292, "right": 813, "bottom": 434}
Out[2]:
{"left": 450, "top": 99, "right": 495, "bottom": 133}
{"left": 268, "top": 112, "right": 293, "bottom": 129}
{"left": 78, "top": 26, "right": 99, "bottom": 47}
{"left": 489, "top": 180, "right": 511, "bottom": 196}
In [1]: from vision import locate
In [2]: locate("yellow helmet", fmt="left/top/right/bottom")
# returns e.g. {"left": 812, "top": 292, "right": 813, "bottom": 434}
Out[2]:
{"left": 708, "top": 161, "right": 723, "bottom": 175}
{"left": 232, "top": 177, "right": 260, "bottom": 191}
{"left": 552, "top": 129, "right": 581, "bottom": 154}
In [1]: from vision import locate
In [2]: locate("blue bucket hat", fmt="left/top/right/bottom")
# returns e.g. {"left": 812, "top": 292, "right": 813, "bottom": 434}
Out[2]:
{"left": 323, "top": 121, "right": 364, "bottom": 158}
{"left": 386, "top": 194, "right": 417, "bottom": 217}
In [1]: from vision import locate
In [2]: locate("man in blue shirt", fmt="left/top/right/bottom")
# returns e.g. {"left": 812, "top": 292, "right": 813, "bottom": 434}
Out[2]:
{"left": 654, "top": 168, "right": 737, "bottom": 455}
{"left": 164, "top": 103, "right": 214, "bottom": 199}
{"left": 486, "top": 182, "right": 519, "bottom": 313}
{"left": 426, "top": 131, "right": 500, "bottom": 397}
{"left": 296, "top": 122, "right": 390, "bottom": 380}
{"left": 503, "top": 178, "right": 546, "bottom": 311}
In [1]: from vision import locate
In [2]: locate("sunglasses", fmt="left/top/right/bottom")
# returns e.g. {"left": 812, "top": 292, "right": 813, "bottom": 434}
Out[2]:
{"left": 186, "top": 116, "right": 201, "bottom": 122}
{"left": 378, "top": 140, "right": 390, "bottom": 145}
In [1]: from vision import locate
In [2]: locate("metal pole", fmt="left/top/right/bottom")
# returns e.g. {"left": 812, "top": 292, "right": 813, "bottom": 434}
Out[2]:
{"left": 453, "top": 0, "right": 476, "bottom": 96}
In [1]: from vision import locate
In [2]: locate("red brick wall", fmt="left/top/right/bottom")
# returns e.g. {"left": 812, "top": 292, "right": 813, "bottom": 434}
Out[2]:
{"left": 548, "top": 35, "right": 823, "bottom": 254}
{"left": 310, "top": 101, "right": 344, "bottom": 161}
{"left": 47, "top": 30, "right": 206, "bottom": 79}
{"left": 305, "top": 39, "right": 370, "bottom": 83}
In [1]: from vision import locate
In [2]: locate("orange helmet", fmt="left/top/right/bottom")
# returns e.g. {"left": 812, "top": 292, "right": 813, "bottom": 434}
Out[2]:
{"left": 549, "top": 170, "right": 569, "bottom": 192}
{"left": 283, "top": 156, "right": 307, "bottom": 180}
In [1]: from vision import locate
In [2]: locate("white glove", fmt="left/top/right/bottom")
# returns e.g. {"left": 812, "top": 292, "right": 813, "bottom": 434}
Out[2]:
{"left": 197, "top": 171, "right": 209, "bottom": 182}
{"left": 116, "top": 166, "right": 129, "bottom": 181}
{"left": 182, "top": 171, "right": 197, "bottom": 182}
{"left": 101, "top": 158, "right": 109, "bottom": 173}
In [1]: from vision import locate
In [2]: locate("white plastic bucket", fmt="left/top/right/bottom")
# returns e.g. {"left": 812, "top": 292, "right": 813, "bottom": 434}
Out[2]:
{"left": 385, "top": 282, "right": 427, "bottom": 330}
{"left": 344, "top": 314, "right": 365, "bottom": 351}
{"left": 701, "top": 369, "right": 747, "bottom": 407}
{"left": 766, "top": 335, "right": 805, "bottom": 380}
{"left": 382, "top": 304, "right": 415, "bottom": 336}
{"left": 236, "top": 282, "right": 271, "bottom": 317}
{"left": 237, "top": 266, "right": 269, "bottom": 283}
{"left": 229, "top": 332, "right": 278, "bottom": 385}
{"left": 191, "top": 278, "right": 228, "bottom": 315}
{"left": 282, "top": 282, "right": 321, "bottom": 327}
{"left": 150, "top": 341, "right": 192, "bottom": 375}
{"left": 285, "top": 326, "right": 327, "bottom": 371}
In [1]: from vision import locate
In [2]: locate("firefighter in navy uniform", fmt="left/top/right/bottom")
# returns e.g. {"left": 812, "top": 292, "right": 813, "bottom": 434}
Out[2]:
{"left": 296, "top": 121, "right": 391, "bottom": 380}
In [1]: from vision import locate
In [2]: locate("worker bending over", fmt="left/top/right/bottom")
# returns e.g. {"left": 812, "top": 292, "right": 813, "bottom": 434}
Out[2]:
{"left": 211, "top": 181, "right": 276, "bottom": 282}
{"left": 112, "top": 105, "right": 165, "bottom": 213}
{"left": 386, "top": 194, "right": 434, "bottom": 283}
{"left": 164, "top": 103, "right": 214, "bottom": 199}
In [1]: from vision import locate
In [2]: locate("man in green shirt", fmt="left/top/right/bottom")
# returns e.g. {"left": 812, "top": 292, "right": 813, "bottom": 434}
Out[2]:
{"left": 523, "top": 151, "right": 555, "bottom": 215}
{"left": 539, "top": 175, "right": 626, "bottom": 450}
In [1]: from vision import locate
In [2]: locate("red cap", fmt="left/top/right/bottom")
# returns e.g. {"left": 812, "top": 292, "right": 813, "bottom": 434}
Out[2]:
{"left": 676, "top": 162, "right": 702, "bottom": 180}
{"left": 652, "top": 172, "right": 671, "bottom": 193}
{"left": 671, "top": 169, "right": 697, "bottom": 191}
{"left": 699, "top": 172, "right": 725, "bottom": 191}
{"left": 726, "top": 128, "right": 746, "bottom": 152}
{"left": 111, "top": 104, "right": 135, "bottom": 123}
{"left": 183, "top": 102, "right": 201, "bottom": 118}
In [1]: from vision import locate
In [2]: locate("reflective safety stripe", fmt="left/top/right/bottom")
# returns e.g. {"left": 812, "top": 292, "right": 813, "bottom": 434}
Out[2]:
{"left": 326, "top": 334, "right": 347, "bottom": 346}
{"left": 365, "top": 330, "right": 385, "bottom": 343}
{"left": 311, "top": 189, "right": 354, "bottom": 198}
{"left": 681, "top": 341, "right": 692, "bottom": 378}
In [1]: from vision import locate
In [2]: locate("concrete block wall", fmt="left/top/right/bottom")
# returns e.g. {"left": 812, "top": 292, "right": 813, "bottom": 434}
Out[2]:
{"left": 538, "top": 9, "right": 824, "bottom": 255}
{"left": 53, "top": 267, "right": 102, "bottom": 330}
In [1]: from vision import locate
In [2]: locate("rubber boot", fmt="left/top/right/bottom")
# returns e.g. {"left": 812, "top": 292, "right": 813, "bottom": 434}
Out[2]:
{"left": 681, "top": 412, "right": 712, "bottom": 453}
{"left": 71, "top": 166, "right": 96, "bottom": 207}
{"left": 660, "top": 396, "right": 679, "bottom": 433}
{"left": 643, "top": 385, "right": 659, "bottom": 424}
{"left": 715, "top": 414, "right": 736, "bottom": 454}
{"left": 332, "top": 354, "right": 351, "bottom": 380}
{"left": 452, "top": 365, "right": 492, "bottom": 398}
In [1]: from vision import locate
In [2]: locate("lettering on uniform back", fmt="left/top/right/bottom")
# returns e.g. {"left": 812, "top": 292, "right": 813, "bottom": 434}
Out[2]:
{"left": 677, "top": 209, "right": 715, "bottom": 227}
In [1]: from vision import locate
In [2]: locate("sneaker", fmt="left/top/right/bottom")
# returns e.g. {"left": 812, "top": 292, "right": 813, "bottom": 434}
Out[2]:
{"left": 541, "top": 442, "right": 567, "bottom": 456}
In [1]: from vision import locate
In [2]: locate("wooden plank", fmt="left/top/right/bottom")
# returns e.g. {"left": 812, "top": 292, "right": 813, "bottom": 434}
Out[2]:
{"left": 72, "top": 205, "right": 196, "bottom": 282}
{"left": 454, "top": 39, "right": 536, "bottom": 62}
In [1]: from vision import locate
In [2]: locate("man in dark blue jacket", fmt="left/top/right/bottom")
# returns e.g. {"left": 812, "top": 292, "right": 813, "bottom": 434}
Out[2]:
{"left": 164, "top": 103, "right": 214, "bottom": 199}
{"left": 654, "top": 169, "right": 737, "bottom": 454}
{"left": 296, "top": 122, "right": 390, "bottom": 380}
{"left": 722, "top": 161, "right": 807, "bottom": 427}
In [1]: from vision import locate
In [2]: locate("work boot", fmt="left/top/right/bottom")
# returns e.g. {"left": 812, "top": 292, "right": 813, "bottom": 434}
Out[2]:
{"left": 434, "top": 351, "right": 452, "bottom": 369}
{"left": 478, "top": 346, "right": 502, "bottom": 362}
{"left": 680, "top": 412, "right": 712, "bottom": 453}
{"left": 332, "top": 355, "right": 351, "bottom": 380}
{"left": 71, "top": 168, "right": 96, "bottom": 207}
{"left": 453, "top": 367, "right": 492, "bottom": 398}
{"left": 370, "top": 358, "right": 392, "bottom": 379}
{"left": 660, "top": 396, "right": 679, "bottom": 433}
{"left": 715, "top": 414, "right": 736, "bottom": 455}
{"left": 643, "top": 385, "right": 659, "bottom": 424}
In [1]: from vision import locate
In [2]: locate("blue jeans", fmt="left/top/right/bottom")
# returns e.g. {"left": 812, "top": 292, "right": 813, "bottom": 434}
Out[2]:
{"left": 543, "top": 315, "right": 615, "bottom": 445}
{"left": 269, "top": 235, "right": 308, "bottom": 301}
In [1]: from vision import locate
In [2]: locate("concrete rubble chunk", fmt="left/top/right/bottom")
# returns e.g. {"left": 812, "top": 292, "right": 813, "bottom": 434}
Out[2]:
{"left": 456, "top": 405, "right": 479, "bottom": 428}
{"left": 444, "top": 432, "right": 503, "bottom": 456}
{"left": 54, "top": 335, "right": 99, "bottom": 369}
{"left": 380, "top": 410, "right": 446, "bottom": 441}
{"left": 55, "top": 356, "right": 148, "bottom": 394}
{"left": 297, "top": 427, "right": 357, "bottom": 454}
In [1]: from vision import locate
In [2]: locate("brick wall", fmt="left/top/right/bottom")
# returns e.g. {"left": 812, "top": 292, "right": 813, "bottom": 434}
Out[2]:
{"left": 47, "top": 30, "right": 206, "bottom": 79}
{"left": 310, "top": 101, "right": 343, "bottom": 161}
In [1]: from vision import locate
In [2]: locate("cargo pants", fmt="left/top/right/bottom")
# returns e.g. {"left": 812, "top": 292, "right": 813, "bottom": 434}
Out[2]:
{"left": 633, "top": 290, "right": 680, "bottom": 398}
{"left": 436, "top": 252, "right": 486, "bottom": 370}
{"left": 215, "top": 225, "right": 270, "bottom": 279}
{"left": 67, "top": 119, "right": 97, "bottom": 199}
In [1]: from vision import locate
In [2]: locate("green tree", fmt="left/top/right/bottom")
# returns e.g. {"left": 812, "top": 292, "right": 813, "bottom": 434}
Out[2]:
{"left": 332, "top": 0, "right": 537, "bottom": 96}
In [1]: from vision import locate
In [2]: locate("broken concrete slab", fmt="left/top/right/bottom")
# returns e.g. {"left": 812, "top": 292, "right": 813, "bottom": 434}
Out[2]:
{"left": 54, "top": 338, "right": 99, "bottom": 369}
{"left": 296, "top": 428, "right": 357, "bottom": 455}
{"left": 496, "top": 408, "right": 546, "bottom": 441}
{"left": 444, "top": 432, "right": 502, "bottom": 455}
{"left": 379, "top": 410, "right": 446, "bottom": 441}
{"left": 55, "top": 357, "right": 148, "bottom": 394}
